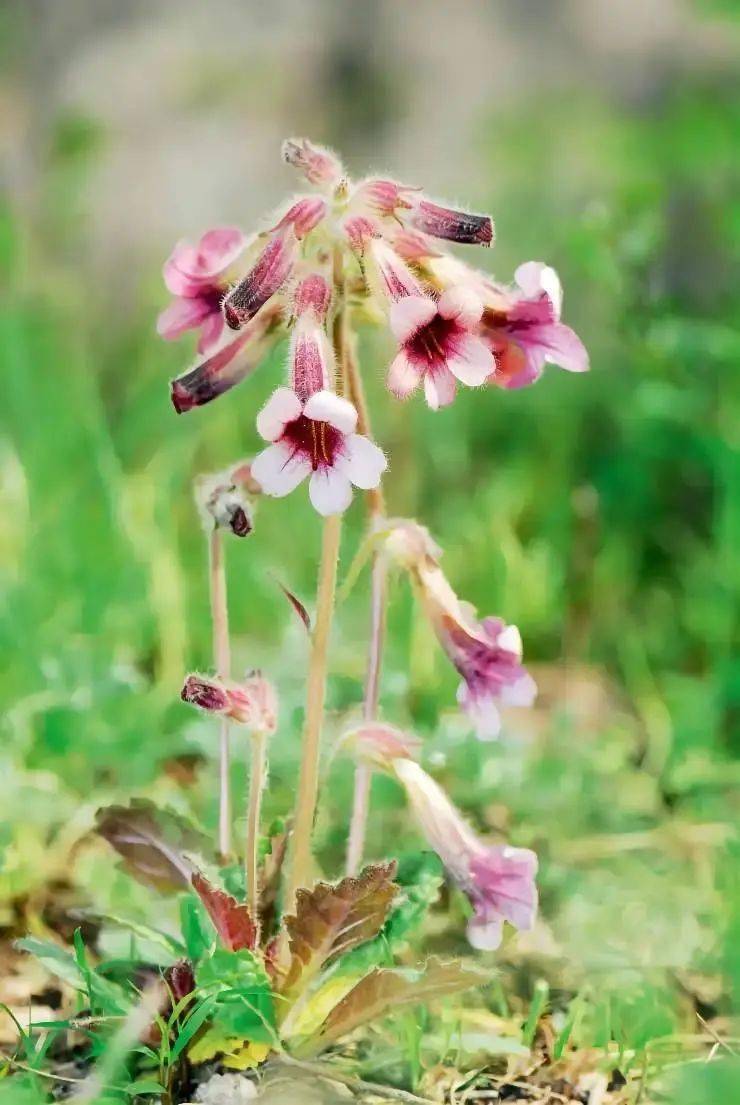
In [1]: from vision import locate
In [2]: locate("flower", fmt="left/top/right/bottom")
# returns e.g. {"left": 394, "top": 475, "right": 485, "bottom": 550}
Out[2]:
{"left": 386, "top": 521, "right": 536, "bottom": 739}
{"left": 348, "top": 725, "right": 538, "bottom": 951}
{"left": 223, "top": 199, "right": 327, "bottom": 331}
{"left": 483, "top": 262, "right": 589, "bottom": 389}
{"left": 181, "top": 672, "right": 277, "bottom": 735}
{"left": 353, "top": 179, "right": 494, "bottom": 246}
{"left": 388, "top": 287, "right": 494, "bottom": 410}
{"left": 194, "top": 461, "right": 261, "bottom": 537}
{"left": 157, "top": 227, "right": 247, "bottom": 353}
{"left": 250, "top": 388, "right": 386, "bottom": 516}
{"left": 282, "top": 138, "right": 343, "bottom": 187}
{"left": 393, "top": 759, "right": 537, "bottom": 950}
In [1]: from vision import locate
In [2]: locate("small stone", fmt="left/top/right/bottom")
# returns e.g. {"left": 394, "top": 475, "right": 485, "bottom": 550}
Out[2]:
{"left": 194, "top": 1072, "right": 258, "bottom": 1105}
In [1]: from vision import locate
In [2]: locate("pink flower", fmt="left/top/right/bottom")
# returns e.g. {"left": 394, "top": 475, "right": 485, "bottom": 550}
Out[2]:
{"left": 181, "top": 671, "right": 278, "bottom": 734}
{"left": 362, "top": 748, "right": 537, "bottom": 951}
{"left": 170, "top": 302, "right": 281, "bottom": 413}
{"left": 157, "top": 227, "right": 247, "bottom": 354}
{"left": 250, "top": 388, "right": 386, "bottom": 516}
{"left": 483, "top": 262, "right": 588, "bottom": 389}
{"left": 349, "top": 726, "right": 538, "bottom": 948}
{"left": 386, "top": 521, "right": 536, "bottom": 739}
{"left": 354, "top": 179, "right": 494, "bottom": 246}
{"left": 282, "top": 138, "right": 343, "bottom": 187}
{"left": 388, "top": 288, "right": 494, "bottom": 410}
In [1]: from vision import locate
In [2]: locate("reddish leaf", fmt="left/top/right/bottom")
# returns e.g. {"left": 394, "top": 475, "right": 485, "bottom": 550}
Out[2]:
{"left": 298, "top": 956, "right": 488, "bottom": 1054}
{"left": 281, "top": 862, "right": 397, "bottom": 999}
{"left": 95, "top": 801, "right": 207, "bottom": 891}
{"left": 272, "top": 575, "right": 311, "bottom": 634}
{"left": 191, "top": 873, "right": 257, "bottom": 951}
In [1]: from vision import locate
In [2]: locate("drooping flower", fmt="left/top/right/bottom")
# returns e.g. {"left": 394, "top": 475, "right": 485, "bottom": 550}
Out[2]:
{"left": 157, "top": 227, "right": 247, "bottom": 353}
{"left": 250, "top": 388, "right": 386, "bottom": 516}
{"left": 386, "top": 521, "right": 536, "bottom": 739}
{"left": 388, "top": 287, "right": 494, "bottom": 410}
{"left": 223, "top": 199, "right": 327, "bottom": 331}
{"left": 182, "top": 672, "right": 277, "bottom": 735}
{"left": 194, "top": 461, "right": 261, "bottom": 538}
{"left": 482, "top": 262, "right": 589, "bottom": 389}
{"left": 350, "top": 727, "right": 537, "bottom": 950}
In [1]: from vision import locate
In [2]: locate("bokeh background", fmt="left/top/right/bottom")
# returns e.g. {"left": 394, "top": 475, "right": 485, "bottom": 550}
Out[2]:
{"left": 1, "top": 1, "right": 739, "bottom": 1100}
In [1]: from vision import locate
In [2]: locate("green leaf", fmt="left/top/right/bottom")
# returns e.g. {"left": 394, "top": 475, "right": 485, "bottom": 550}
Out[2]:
{"left": 298, "top": 956, "right": 488, "bottom": 1055}
{"left": 196, "top": 948, "right": 276, "bottom": 1045}
{"left": 180, "top": 896, "right": 213, "bottom": 962}
{"left": 15, "top": 935, "right": 128, "bottom": 1016}
{"left": 169, "top": 995, "right": 219, "bottom": 1063}
{"left": 99, "top": 913, "right": 186, "bottom": 958}
{"left": 124, "top": 1078, "right": 167, "bottom": 1096}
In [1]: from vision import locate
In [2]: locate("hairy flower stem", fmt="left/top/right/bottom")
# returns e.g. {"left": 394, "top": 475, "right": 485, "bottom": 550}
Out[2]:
{"left": 285, "top": 248, "right": 347, "bottom": 909}
{"left": 246, "top": 730, "right": 267, "bottom": 933}
{"left": 346, "top": 334, "right": 388, "bottom": 875}
{"left": 208, "top": 527, "right": 232, "bottom": 861}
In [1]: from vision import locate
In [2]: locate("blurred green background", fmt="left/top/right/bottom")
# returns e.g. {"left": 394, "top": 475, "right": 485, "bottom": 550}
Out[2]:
{"left": 1, "top": 0, "right": 739, "bottom": 1099}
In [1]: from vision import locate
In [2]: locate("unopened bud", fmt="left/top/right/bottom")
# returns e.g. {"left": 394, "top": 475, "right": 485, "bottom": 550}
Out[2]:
{"left": 282, "top": 138, "right": 343, "bottom": 186}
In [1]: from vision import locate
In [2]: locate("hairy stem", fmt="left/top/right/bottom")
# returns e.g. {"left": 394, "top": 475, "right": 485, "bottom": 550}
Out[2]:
{"left": 286, "top": 248, "right": 347, "bottom": 907}
{"left": 286, "top": 513, "right": 342, "bottom": 906}
{"left": 209, "top": 527, "right": 231, "bottom": 861}
{"left": 246, "top": 729, "right": 267, "bottom": 933}
{"left": 345, "top": 333, "right": 388, "bottom": 874}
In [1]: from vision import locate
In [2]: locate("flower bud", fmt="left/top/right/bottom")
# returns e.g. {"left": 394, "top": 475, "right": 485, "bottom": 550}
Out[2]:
{"left": 181, "top": 671, "right": 277, "bottom": 735}
{"left": 195, "top": 463, "right": 258, "bottom": 537}
{"left": 282, "top": 138, "right": 343, "bottom": 186}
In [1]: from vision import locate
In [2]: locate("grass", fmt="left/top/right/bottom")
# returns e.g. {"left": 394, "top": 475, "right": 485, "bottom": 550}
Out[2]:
{"left": 0, "top": 74, "right": 738, "bottom": 1103}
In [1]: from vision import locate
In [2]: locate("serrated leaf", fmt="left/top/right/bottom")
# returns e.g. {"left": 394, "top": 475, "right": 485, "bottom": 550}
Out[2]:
{"left": 192, "top": 873, "right": 257, "bottom": 951}
{"left": 333, "top": 852, "right": 443, "bottom": 978}
{"left": 95, "top": 801, "right": 209, "bottom": 891}
{"left": 281, "top": 861, "right": 397, "bottom": 1001}
{"left": 298, "top": 957, "right": 488, "bottom": 1055}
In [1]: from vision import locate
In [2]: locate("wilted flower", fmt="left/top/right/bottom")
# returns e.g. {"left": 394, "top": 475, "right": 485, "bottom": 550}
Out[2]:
{"left": 157, "top": 227, "right": 247, "bottom": 353}
{"left": 194, "top": 461, "right": 261, "bottom": 537}
{"left": 386, "top": 521, "right": 536, "bottom": 739}
{"left": 182, "top": 672, "right": 277, "bottom": 735}
{"left": 250, "top": 388, "right": 386, "bottom": 516}
{"left": 351, "top": 727, "right": 537, "bottom": 950}
{"left": 482, "top": 262, "right": 589, "bottom": 389}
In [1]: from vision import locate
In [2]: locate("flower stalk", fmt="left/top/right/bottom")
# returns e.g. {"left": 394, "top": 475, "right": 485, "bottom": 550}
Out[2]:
{"left": 246, "top": 728, "right": 268, "bottom": 934}
{"left": 208, "top": 526, "right": 232, "bottom": 860}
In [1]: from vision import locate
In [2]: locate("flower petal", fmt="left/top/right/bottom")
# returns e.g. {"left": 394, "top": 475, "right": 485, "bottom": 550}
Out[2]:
{"left": 447, "top": 334, "right": 493, "bottom": 387}
{"left": 501, "top": 672, "right": 538, "bottom": 708}
{"left": 250, "top": 443, "right": 310, "bottom": 497}
{"left": 256, "top": 387, "right": 303, "bottom": 442}
{"left": 389, "top": 295, "right": 437, "bottom": 343}
{"left": 157, "top": 296, "right": 213, "bottom": 341}
{"left": 303, "top": 390, "right": 357, "bottom": 433}
{"left": 458, "top": 685, "right": 502, "bottom": 741}
{"left": 423, "top": 367, "right": 457, "bottom": 410}
{"left": 197, "top": 227, "right": 247, "bottom": 273}
{"left": 437, "top": 286, "right": 483, "bottom": 328}
{"left": 538, "top": 323, "right": 589, "bottom": 374}
{"left": 387, "top": 351, "right": 422, "bottom": 399}
{"left": 497, "top": 623, "right": 522, "bottom": 658}
{"left": 466, "top": 914, "right": 504, "bottom": 951}
{"left": 197, "top": 310, "right": 225, "bottom": 354}
{"left": 308, "top": 467, "right": 353, "bottom": 515}
{"left": 515, "top": 261, "right": 562, "bottom": 316}
{"left": 340, "top": 433, "right": 387, "bottom": 489}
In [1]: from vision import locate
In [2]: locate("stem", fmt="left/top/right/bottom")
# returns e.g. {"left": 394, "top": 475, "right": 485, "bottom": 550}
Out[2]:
{"left": 285, "top": 245, "right": 348, "bottom": 908}
{"left": 345, "top": 331, "right": 388, "bottom": 875}
{"left": 209, "top": 527, "right": 231, "bottom": 860}
{"left": 286, "top": 513, "right": 342, "bottom": 906}
{"left": 245, "top": 729, "right": 267, "bottom": 932}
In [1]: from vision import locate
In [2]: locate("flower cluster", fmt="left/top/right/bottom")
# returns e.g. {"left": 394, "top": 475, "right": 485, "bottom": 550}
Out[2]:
{"left": 158, "top": 138, "right": 587, "bottom": 515}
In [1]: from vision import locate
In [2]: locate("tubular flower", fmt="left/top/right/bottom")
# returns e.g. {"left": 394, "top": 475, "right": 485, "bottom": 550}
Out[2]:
{"left": 282, "top": 137, "right": 343, "bottom": 188}
{"left": 386, "top": 521, "right": 536, "bottom": 739}
{"left": 182, "top": 672, "right": 277, "bottom": 735}
{"left": 482, "top": 262, "right": 589, "bottom": 389}
{"left": 157, "top": 227, "right": 247, "bottom": 353}
{"left": 353, "top": 179, "right": 494, "bottom": 247}
{"left": 250, "top": 388, "right": 386, "bottom": 516}
{"left": 350, "top": 726, "right": 537, "bottom": 951}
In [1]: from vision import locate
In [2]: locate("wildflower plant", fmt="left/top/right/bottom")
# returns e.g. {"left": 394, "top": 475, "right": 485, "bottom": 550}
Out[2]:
{"left": 18, "top": 138, "right": 587, "bottom": 1094}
